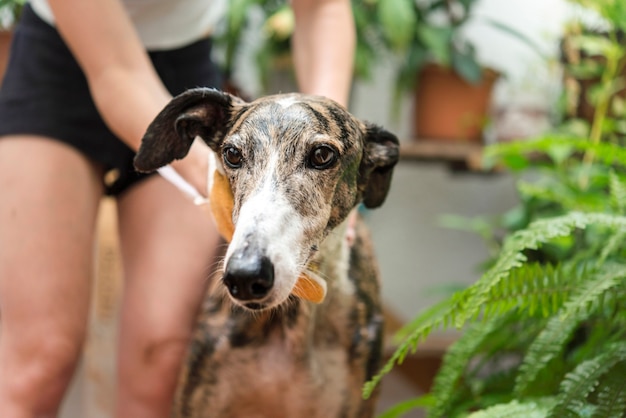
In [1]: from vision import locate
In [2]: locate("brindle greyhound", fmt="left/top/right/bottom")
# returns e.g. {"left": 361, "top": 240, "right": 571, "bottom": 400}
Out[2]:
{"left": 134, "top": 88, "right": 399, "bottom": 418}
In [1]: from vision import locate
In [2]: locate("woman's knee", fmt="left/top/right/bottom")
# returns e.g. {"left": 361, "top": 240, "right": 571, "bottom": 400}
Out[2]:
{"left": 119, "top": 333, "right": 191, "bottom": 401}
{"left": 0, "top": 331, "right": 85, "bottom": 411}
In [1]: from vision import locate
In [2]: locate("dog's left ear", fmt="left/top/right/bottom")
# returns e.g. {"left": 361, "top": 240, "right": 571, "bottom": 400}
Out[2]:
{"left": 359, "top": 123, "right": 400, "bottom": 208}
{"left": 134, "top": 88, "right": 244, "bottom": 172}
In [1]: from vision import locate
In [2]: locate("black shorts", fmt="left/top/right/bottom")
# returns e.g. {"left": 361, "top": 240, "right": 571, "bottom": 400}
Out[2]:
{"left": 0, "top": 4, "right": 223, "bottom": 195}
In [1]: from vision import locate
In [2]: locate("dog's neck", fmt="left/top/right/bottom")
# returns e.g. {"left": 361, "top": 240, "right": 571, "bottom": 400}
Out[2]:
{"left": 287, "top": 216, "right": 357, "bottom": 352}
{"left": 311, "top": 218, "right": 354, "bottom": 302}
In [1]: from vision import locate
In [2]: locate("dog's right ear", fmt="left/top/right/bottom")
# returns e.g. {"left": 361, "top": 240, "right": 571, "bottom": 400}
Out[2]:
{"left": 359, "top": 123, "right": 400, "bottom": 208}
{"left": 134, "top": 88, "right": 244, "bottom": 172}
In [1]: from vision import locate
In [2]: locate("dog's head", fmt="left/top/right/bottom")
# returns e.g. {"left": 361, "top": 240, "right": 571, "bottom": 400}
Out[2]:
{"left": 135, "top": 88, "right": 399, "bottom": 310}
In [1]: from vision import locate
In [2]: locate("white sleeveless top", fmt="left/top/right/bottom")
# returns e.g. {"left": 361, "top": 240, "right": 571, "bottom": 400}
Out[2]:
{"left": 29, "top": 0, "right": 225, "bottom": 50}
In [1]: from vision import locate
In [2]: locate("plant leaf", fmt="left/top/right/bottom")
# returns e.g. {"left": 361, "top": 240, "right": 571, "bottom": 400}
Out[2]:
{"left": 416, "top": 25, "right": 453, "bottom": 66}
{"left": 592, "top": 361, "right": 626, "bottom": 418}
{"left": 456, "top": 213, "right": 626, "bottom": 327}
{"left": 515, "top": 263, "right": 626, "bottom": 396}
{"left": 377, "top": 394, "right": 434, "bottom": 418}
{"left": 451, "top": 46, "right": 482, "bottom": 84}
{"left": 428, "top": 314, "right": 513, "bottom": 418}
{"left": 377, "top": 0, "right": 417, "bottom": 51}
{"left": 609, "top": 170, "right": 626, "bottom": 213}
{"left": 467, "top": 398, "right": 557, "bottom": 418}
{"left": 547, "top": 342, "right": 626, "bottom": 418}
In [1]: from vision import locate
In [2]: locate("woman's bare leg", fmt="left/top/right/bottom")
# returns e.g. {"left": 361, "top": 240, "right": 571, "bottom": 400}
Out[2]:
{"left": 0, "top": 136, "right": 103, "bottom": 417}
{"left": 115, "top": 175, "right": 220, "bottom": 417}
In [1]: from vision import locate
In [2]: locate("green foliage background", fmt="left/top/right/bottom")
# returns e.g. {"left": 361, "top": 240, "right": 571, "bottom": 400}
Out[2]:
{"left": 367, "top": 1, "right": 626, "bottom": 417}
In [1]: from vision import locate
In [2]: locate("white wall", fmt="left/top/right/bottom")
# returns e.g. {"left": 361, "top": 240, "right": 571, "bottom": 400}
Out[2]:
{"left": 464, "top": 0, "right": 570, "bottom": 106}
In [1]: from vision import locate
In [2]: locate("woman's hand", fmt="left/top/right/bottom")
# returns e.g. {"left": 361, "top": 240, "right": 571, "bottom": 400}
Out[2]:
{"left": 170, "top": 139, "right": 212, "bottom": 198}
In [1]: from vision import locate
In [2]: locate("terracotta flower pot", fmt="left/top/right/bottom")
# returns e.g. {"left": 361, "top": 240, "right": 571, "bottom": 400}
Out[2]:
{"left": 0, "top": 30, "right": 13, "bottom": 84}
{"left": 413, "top": 64, "right": 499, "bottom": 143}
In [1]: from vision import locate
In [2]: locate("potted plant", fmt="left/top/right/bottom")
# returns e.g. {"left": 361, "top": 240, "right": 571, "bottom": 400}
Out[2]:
{"left": 560, "top": 6, "right": 626, "bottom": 131}
{"left": 375, "top": 0, "right": 542, "bottom": 143}
{"left": 365, "top": 1, "right": 626, "bottom": 416}
{"left": 0, "top": 0, "right": 22, "bottom": 82}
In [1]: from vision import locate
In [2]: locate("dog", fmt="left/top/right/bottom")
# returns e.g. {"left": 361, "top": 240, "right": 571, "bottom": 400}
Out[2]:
{"left": 134, "top": 88, "right": 399, "bottom": 418}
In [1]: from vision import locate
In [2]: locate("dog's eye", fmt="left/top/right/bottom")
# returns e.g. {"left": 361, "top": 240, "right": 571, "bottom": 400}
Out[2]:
{"left": 223, "top": 146, "right": 243, "bottom": 168}
{"left": 309, "top": 145, "right": 337, "bottom": 170}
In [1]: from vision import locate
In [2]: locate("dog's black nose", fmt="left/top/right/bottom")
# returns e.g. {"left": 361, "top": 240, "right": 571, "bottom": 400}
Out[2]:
{"left": 223, "top": 254, "right": 275, "bottom": 301}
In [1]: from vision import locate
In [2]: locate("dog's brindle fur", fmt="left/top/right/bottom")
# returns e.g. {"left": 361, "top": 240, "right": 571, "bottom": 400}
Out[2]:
{"left": 134, "top": 88, "right": 399, "bottom": 418}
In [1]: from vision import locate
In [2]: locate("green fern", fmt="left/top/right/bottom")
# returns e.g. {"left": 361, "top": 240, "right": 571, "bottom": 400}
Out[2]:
{"left": 365, "top": 212, "right": 626, "bottom": 400}
{"left": 391, "top": 297, "right": 459, "bottom": 344}
{"left": 374, "top": 8, "right": 626, "bottom": 414}
{"left": 362, "top": 298, "right": 458, "bottom": 399}
{"left": 558, "top": 263, "right": 626, "bottom": 322}
{"left": 516, "top": 181, "right": 569, "bottom": 207}
{"left": 377, "top": 395, "right": 434, "bottom": 418}
{"left": 597, "top": 229, "right": 626, "bottom": 265}
{"left": 514, "top": 262, "right": 626, "bottom": 396}
{"left": 484, "top": 137, "right": 626, "bottom": 171}
{"left": 484, "top": 262, "right": 578, "bottom": 318}
{"left": 592, "top": 361, "right": 626, "bottom": 418}
{"left": 456, "top": 212, "right": 626, "bottom": 326}
{"left": 466, "top": 398, "right": 557, "bottom": 418}
{"left": 547, "top": 342, "right": 626, "bottom": 418}
{"left": 427, "top": 314, "right": 514, "bottom": 418}
{"left": 514, "top": 311, "right": 585, "bottom": 398}
{"left": 609, "top": 170, "right": 626, "bottom": 214}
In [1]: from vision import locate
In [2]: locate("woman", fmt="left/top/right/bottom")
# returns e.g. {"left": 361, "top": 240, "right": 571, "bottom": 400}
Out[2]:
{"left": 0, "top": 0, "right": 355, "bottom": 416}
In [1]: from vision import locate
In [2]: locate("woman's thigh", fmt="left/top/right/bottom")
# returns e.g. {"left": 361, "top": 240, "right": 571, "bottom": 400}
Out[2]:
{"left": 0, "top": 135, "right": 103, "bottom": 385}
{"left": 115, "top": 175, "right": 220, "bottom": 377}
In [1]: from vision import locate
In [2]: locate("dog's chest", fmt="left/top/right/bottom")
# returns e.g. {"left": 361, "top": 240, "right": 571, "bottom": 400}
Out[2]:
{"left": 184, "top": 315, "right": 356, "bottom": 418}
{"left": 211, "top": 334, "right": 351, "bottom": 417}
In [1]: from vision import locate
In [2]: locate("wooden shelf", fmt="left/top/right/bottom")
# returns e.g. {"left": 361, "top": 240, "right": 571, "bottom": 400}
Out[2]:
{"left": 399, "top": 139, "right": 486, "bottom": 172}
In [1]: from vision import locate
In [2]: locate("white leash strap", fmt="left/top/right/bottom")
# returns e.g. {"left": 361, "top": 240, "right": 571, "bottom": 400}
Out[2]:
{"left": 157, "top": 165, "right": 209, "bottom": 206}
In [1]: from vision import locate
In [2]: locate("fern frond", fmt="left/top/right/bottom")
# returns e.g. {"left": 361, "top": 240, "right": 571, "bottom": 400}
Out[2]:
{"left": 467, "top": 398, "right": 557, "bottom": 418}
{"left": 484, "top": 137, "right": 626, "bottom": 169}
{"left": 366, "top": 213, "right": 626, "bottom": 398}
{"left": 511, "top": 261, "right": 625, "bottom": 398}
{"left": 514, "top": 312, "right": 585, "bottom": 397}
{"left": 597, "top": 229, "right": 626, "bottom": 265}
{"left": 609, "top": 170, "right": 626, "bottom": 213}
{"left": 363, "top": 212, "right": 626, "bottom": 398}
{"left": 517, "top": 180, "right": 579, "bottom": 210}
{"left": 392, "top": 297, "right": 459, "bottom": 343}
{"left": 456, "top": 212, "right": 626, "bottom": 327}
{"left": 592, "top": 361, "right": 626, "bottom": 418}
{"left": 427, "top": 314, "right": 514, "bottom": 418}
{"left": 377, "top": 394, "right": 434, "bottom": 418}
{"left": 548, "top": 342, "right": 626, "bottom": 418}
{"left": 559, "top": 263, "right": 626, "bottom": 322}
{"left": 484, "top": 263, "right": 578, "bottom": 319}
{"left": 362, "top": 297, "right": 459, "bottom": 399}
